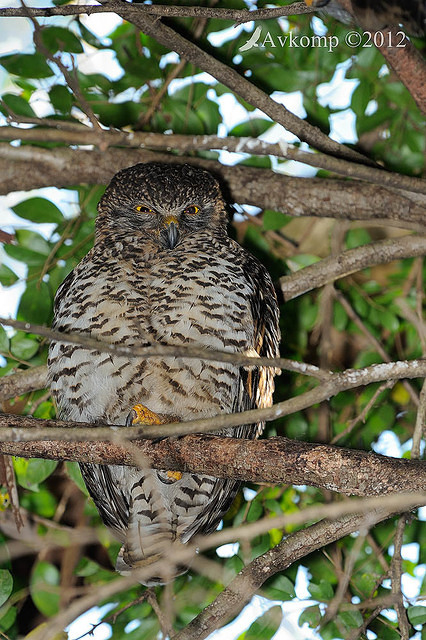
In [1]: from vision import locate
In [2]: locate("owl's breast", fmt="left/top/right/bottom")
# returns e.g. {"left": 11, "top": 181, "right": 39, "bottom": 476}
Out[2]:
{"left": 49, "top": 238, "right": 254, "bottom": 424}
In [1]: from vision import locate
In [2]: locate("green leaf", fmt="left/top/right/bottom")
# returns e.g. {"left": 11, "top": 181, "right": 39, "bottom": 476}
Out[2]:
{"left": 15, "top": 229, "right": 51, "bottom": 255}
{"left": 33, "top": 401, "right": 55, "bottom": 419}
{"left": 0, "top": 93, "right": 36, "bottom": 118}
{"left": 338, "top": 609, "right": 363, "bottom": 629}
{"left": 26, "top": 459, "right": 58, "bottom": 486}
{"left": 229, "top": 118, "right": 273, "bottom": 137}
{"left": 74, "top": 558, "right": 102, "bottom": 577}
{"left": 262, "top": 210, "right": 291, "bottom": 231}
{"left": 20, "top": 485, "right": 57, "bottom": 517}
{"left": 0, "top": 52, "right": 53, "bottom": 79}
{"left": 0, "top": 264, "right": 19, "bottom": 286}
{"left": 266, "top": 575, "right": 296, "bottom": 600}
{"left": 10, "top": 332, "right": 39, "bottom": 360}
{"left": 242, "top": 606, "right": 282, "bottom": 639}
{"left": 4, "top": 245, "right": 48, "bottom": 267}
{"left": 0, "top": 604, "right": 16, "bottom": 632}
{"left": 247, "top": 499, "right": 263, "bottom": 522}
{"left": 308, "top": 579, "right": 334, "bottom": 601}
{"left": 345, "top": 228, "right": 371, "bottom": 249}
{"left": 66, "top": 462, "right": 89, "bottom": 495}
{"left": 407, "top": 605, "right": 426, "bottom": 626}
{"left": 49, "top": 85, "right": 73, "bottom": 114}
{"left": 89, "top": 99, "right": 143, "bottom": 128}
{"left": 333, "top": 300, "right": 348, "bottom": 331}
{"left": 351, "top": 81, "right": 371, "bottom": 116}
{"left": 299, "top": 604, "right": 321, "bottom": 628}
{"left": 0, "top": 570, "right": 13, "bottom": 607}
{"left": 12, "top": 197, "right": 64, "bottom": 224}
{"left": 17, "top": 280, "right": 52, "bottom": 325}
{"left": 41, "top": 26, "right": 84, "bottom": 53}
{"left": 0, "top": 326, "right": 9, "bottom": 353}
{"left": 30, "top": 561, "right": 60, "bottom": 617}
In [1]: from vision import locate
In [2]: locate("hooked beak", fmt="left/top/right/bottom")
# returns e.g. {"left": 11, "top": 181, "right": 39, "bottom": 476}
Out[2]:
{"left": 160, "top": 216, "right": 180, "bottom": 250}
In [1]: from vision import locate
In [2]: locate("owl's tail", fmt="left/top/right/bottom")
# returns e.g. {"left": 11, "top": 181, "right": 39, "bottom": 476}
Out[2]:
{"left": 115, "top": 470, "right": 193, "bottom": 586}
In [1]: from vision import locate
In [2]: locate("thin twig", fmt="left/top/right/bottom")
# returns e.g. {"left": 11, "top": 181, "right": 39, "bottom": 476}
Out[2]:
{"left": 391, "top": 516, "right": 411, "bottom": 639}
{"left": 0, "top": 315, "right": 328, "bottom": 377}
{"left": 0, "top": 358, "right": 424, "bottom": 443}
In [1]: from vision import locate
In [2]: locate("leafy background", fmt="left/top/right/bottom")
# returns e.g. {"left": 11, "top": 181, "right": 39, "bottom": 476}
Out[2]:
{"left": 0, "top": 0, "right": 425, "bottom": 638}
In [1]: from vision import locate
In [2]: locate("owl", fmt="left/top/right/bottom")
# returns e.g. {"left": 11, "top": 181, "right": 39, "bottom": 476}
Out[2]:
{"left": 48, "top": 162, "right": 280, "bottom": 585}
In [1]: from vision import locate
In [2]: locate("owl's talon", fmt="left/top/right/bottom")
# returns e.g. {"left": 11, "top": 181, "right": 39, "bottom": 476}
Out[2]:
{"left": 125, "top": 404, "right": 164, "bottom": 427}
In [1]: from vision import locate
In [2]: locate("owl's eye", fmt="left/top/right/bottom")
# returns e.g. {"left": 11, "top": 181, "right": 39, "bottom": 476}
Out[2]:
{"left": 135, "top": 205, "right": 155, "bottom": 214}
{"left": 184, "top": 205, "right": 199, "bottom": 215}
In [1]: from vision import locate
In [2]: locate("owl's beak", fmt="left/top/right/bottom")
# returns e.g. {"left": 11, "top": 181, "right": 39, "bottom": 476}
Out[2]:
{"left": 161, "top": 216, "right": 180, "bottom": 249}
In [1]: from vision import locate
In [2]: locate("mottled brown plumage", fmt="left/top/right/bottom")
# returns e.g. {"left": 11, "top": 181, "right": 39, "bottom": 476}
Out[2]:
{"left": 48, "top": 162, "right": 280, "bottom": 585}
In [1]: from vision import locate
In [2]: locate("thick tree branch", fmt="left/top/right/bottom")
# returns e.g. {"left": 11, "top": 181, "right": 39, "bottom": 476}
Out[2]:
{"left": 0, "top": 2, "right": 314, "bottom": 21}
{"left": 2, "top": 127, "right": 425, "bottom": 194}
{"left": 279, "top": 234, "right": 426, "bottom": 301}
{"left": 2, "top": 429, "right": 426, "bottom": 497}
{"left": 1, "top": 146, "right": 424, "bottom": 228}
{"left": 0, "top": 365, "right": 47, "bottom": 403}
{"left": 373, "top": 28, "right": 426, "bottom": 115}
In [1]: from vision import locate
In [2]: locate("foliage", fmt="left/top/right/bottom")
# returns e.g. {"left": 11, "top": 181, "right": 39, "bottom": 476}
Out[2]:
{"left": 0, "top": 1, "right": 424, "bottom": 639}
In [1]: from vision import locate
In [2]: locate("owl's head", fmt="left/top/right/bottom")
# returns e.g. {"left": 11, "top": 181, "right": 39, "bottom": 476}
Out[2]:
{"left": 97, "top": 162, "right": 228, "bottom": 249}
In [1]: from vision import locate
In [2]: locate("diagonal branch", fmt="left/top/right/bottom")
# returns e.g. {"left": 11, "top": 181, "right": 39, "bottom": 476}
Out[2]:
{"left": 104, "top": 0, "right": 369, "bottom": 164}
{"left": 279, "top": 234, "right": 426, "bottom": 301}
{"left": 23, "top": 495, "right": 425, "bottom": 640}
{"left": 0, "top": 316, "right": 326, "bottom": 375}
{"left": 173, "top": 503, "right": 425, "bottom": 640}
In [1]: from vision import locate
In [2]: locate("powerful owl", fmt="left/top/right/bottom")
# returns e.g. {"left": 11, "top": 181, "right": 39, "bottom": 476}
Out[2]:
{"left": 48, "top": 162, "right": 280, "bottom": 585}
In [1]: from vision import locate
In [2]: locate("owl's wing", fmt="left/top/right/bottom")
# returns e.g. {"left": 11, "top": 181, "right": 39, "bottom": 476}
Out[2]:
{"left": 182, "top": 252, "right": 280, "bottom": 539}
{"left": 233, "top": 251, "right": 281, "bottom": 438}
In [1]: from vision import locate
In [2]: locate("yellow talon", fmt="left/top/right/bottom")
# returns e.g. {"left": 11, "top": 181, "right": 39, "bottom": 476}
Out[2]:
{"left": 126, "top": 404, "right": 165, "bottom": 426}
{"left": 166, "top": 471, "right": 183, "bottom": 482}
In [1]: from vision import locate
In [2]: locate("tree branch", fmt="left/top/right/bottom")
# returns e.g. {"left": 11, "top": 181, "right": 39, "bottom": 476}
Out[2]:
{"left": 2, "top": 127, "right": 425, "bottom": 194}
{"left": 173, "top": 504, "right": 425, "bottom": 640}
{"left": 373, "top": 28, "right": 426, "bottom": 115}
{"left": 1, "top": 146, "right": 424, "bottom": 229}
{"left": 2, "top": 427, "right": 426, "bottom": 497}
{"left": 0, "top": 365, "right": 47, "bottom": 403}
{"left": 0, "top": 2, "right": 314, "bottom": 21}
{"left": 279, "top": 234, "right": 426, "bottom": 301}
{"left": 103, "top": 0, "right": 369, "bottom": 164}
{"left": 0, "top": 316, "right": 327, "bottom": 376}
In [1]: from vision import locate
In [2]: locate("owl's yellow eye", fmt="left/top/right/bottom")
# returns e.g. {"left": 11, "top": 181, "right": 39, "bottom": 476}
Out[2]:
{"left": 135, "top": 205, "right": 155, "bottom": 214}
{"left": 184, "top": 205, "right": 199, "bottom": 215}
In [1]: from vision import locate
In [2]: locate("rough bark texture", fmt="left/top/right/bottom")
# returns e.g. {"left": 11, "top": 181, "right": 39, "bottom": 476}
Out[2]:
{"left": 0, "top": 366, "right": 47, "bottom": 403}
{"left": 2, "top": 430, "right": 426, "bottom": 497}
{"left": 173, "top": 506, "right": 422, "bottom": 640}
{"left": 0, "top": 146, "right": 425, "bottom": 227}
